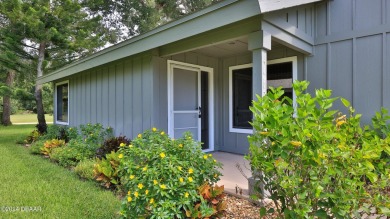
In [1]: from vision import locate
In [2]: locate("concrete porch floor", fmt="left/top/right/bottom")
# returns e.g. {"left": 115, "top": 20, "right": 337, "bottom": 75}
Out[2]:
{"left": 211, "top": 152, "right": 252, "bottom": 198}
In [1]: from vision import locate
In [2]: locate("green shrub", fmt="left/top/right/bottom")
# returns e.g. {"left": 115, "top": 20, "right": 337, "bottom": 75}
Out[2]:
{"left": 74, "top": 159, "right": 96, "bottom": 180}
{"left": 38, "top": 125, "right": 78, "bottom": 143}
{"left": 48, "top": 124, "right": 114, "bottom": 168}
{"left": 248, "top": 81, "right": 390, "bottom": 218}
{"left": 117, "top": 128, "right": 223, "bottom": 218}
{"left": 96, "top": 136, "right": 130, "bottom": 159}
{"left": 79, "top": 123, "right": 113, "bottom": 147}
{"left": 50, "top": 146, "right": 79, "bottom": 167}
{"left": 94, "top": 151, "right": 121, "bottom": 188}
{"left": 50, "top": 139, "right": 96, "bottom": 167}
{"left": 30, "top": 139, "right": 46, "bottom": 154}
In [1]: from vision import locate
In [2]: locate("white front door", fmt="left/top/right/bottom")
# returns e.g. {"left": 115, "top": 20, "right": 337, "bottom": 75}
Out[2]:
{"left": 168, "top": 61, "right": 214, "bottom": 151}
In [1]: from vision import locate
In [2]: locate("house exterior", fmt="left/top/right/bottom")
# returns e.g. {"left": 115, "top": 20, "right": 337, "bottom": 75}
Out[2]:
{"left": 37, "top": 0, "right": 390, "bottom": 155}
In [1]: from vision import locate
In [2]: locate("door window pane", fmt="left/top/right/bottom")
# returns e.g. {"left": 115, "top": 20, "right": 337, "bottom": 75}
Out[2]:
{"left": 232, "top": 67, "right": 252, "bottom": 129}
{"left": 56, "top": 83, "right": 68, "bottom": 123}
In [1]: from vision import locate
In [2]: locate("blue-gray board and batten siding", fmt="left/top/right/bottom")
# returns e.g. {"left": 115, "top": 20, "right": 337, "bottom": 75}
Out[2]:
{"left": 307, "top": 0, "right": 390, "bottom": 124}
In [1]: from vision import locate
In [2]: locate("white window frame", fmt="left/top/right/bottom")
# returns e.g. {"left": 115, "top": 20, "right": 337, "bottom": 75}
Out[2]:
{"left": 229, "top": 63, "right": 253, "bottom": 134}
{"left": 55, "top": 80, "right": 69, "bottom": 125}
{"left": 229, "top": 56, "right": 298, "bottom": 134}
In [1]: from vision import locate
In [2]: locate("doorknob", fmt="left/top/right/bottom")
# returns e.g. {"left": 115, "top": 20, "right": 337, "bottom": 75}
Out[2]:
{"left": 198, "top": 106, "right": 202, "bottom": 118}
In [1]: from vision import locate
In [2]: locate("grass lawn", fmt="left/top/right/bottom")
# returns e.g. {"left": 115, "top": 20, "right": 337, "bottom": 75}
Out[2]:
{"left": 0, "top": 125, "right": 121, "bottom": 218}
{"left": 10, "top": 114, "right": 53, "bottom": 124}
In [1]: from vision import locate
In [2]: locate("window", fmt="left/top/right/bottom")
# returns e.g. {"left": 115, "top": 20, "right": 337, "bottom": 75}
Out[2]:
{"left": 229, "top": 57, "right": 297, "bottom": 133}
{"left": 56, "top": 81, "right": 69, "bottom": 125}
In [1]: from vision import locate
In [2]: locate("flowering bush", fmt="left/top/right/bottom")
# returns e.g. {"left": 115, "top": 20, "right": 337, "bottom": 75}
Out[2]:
{"left": 117, "top": 128, "right": 222, "bottom": 218}
{"left": 248, "top": 81, "right": 390, "bottom": 218}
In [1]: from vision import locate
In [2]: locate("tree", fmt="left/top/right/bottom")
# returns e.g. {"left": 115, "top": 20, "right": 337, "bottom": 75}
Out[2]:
{"left": 1, "top": 71, "right": 15, "bottom": 125}
{"left": 86, "top": 0, "right": 221, "bottom": 38}
{"left": 0, "top": 0, "right": 116, "bottom": 132}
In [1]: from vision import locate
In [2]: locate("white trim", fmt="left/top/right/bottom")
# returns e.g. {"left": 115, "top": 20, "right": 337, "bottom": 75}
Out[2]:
{"left": 228, "top": 56, "right": 298, "bottom": 134}
{"left": 54, "top": 80, "right": 69, "bottom": 125}
{"left": 229, "top": 64, "right": 253, "bottom": 134}
{"left": 167, "top": 60, "right": 215, "bottom": 152}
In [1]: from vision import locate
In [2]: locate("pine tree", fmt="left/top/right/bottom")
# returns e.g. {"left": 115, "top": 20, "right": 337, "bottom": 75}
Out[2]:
{"left": 0, "top": 0, "right": 116, "bottom": 131}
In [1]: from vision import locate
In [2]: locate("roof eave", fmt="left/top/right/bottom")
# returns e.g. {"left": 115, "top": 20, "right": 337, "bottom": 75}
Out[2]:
{"left": 258, "top": 0, "right": 324, "bottom": 13}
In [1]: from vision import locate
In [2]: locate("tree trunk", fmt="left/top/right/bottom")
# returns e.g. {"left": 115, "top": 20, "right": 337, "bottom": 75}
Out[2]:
{"left": 2, "top": 71, "right": 15, "bottom": 126}
{"left": 35, "top": 42, "right": 47, "bottom": 133}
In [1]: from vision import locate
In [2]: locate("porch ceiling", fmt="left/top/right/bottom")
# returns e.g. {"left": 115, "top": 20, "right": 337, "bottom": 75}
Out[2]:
{"left": 191, "top": 37, "right": 283, "bottom": 58}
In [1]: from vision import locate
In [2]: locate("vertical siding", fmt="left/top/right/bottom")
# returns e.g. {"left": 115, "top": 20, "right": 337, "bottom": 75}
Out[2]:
{"left": 355, "top": 35, "right": 382, "bottom": 124}
{"left": 63, "top": 54, "right": 154, "bottom": 139}
{"left": 329, "top": 40, "right": 353, "bottom": 113}
{"left": 329, "top": 0, "right": 353, "bottom": 34}
{"left": 123, "top": 60, "right": 133, "bottom": 136}
{"left": 309, "top": 0, "right": 390, "bottom": 124}
{"left": 90, "top": 70, "right": 97, "bottom": 124}
{"left": 263, "top": 4, "right": 315, "bottom": 42}
{"left": 115, "top": 63, "right": 124, "bottom": 135}
{"left": 355, "top": 0, "right": 382, "bottom": 30}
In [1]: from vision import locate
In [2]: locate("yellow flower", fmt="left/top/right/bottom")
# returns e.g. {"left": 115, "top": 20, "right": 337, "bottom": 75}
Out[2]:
{"left": 130, "top": 175, "right": 135, "bottom": 180}
{"left": 138, "top": 183, "right": 144, "bottom": 189}
{"left": 143, "top": 166, "right": 147, "bottom": 172}
{"left": 145, "top": 190, "right": 149, "bottom": 195}
{"left": 179, "top": 144, "right": 183, "bottom": 148}
{"left": 188, "top": 168, "right": 193, "bottom": 174}
{"left": 138, "top": 134, "right": 142, "bottom": 138}
{"left": 290, "top": 141, "right": 302, "bottom": 147}
{"left": 127, "top": 196, "right": 132, "bottom": 202}
{"left": 150, "top": 198, "right": 154, "bottom": 204}
{"left": 153, "top": 180, "right": 158, "bottom": 185}
{"left": 134, "top": 191, "right": 139, "bottom": 198}
{"left": 203, "top": 155, "right": 208, "bottom": 159}
{"left": 178, "top": 166, "right": 182, "bottom": 171}
{"left": 160, "top": 131, "right": 165, "bottom": 135}
{"left": 160, "top": 152, "right": 166, "bottom": 158}
{"left": 120, "top": 143, "right": 126, "bottom": 147}
{"left": 208, "top": 154, "right": 212, "bottom": 157}
{"left": 188, "top": 177, "right": 193, "bottom": 182}
{"left": 127, "top": 191, "right": 131, "bottom": 195}
{"left": 271, "top": 142, "right": 276, "bottom": 146}
{"left": 336, "top": 120, "right": 346, "bottom": 127}
{"left": 118, "top": 154, "right": 124, "bottom": 159}
{"left": 185, "top": 192, "right": 189, "bottom": 198}
{"left": 129, "top": 144, "right": 133, "bottom": 148}
{"left": 160, "top": 184, "right": 167, "bottom": 189}
{"left": 179, "top": 177, "right": 184, "bottom": 183}
{"left": 213, "top": 159, "right": 217, "bottom": 163}
{"left": 152, "top": 127, "right": 157, "bottom": 132}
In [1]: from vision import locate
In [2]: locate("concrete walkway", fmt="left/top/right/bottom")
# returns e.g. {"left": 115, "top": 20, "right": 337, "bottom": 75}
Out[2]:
{"left": 212, "top": 151, "right": 252, "bottom": 198}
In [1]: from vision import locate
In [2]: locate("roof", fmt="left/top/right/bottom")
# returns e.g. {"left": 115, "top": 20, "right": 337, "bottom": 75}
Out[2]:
{"left": 37, "top": 0, "right": 323, "bottom": 84}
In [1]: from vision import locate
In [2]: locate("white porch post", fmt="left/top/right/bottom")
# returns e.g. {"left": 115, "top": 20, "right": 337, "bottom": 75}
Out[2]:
{"left": 248, "top": 30, "right": 271, "bottom": 100}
